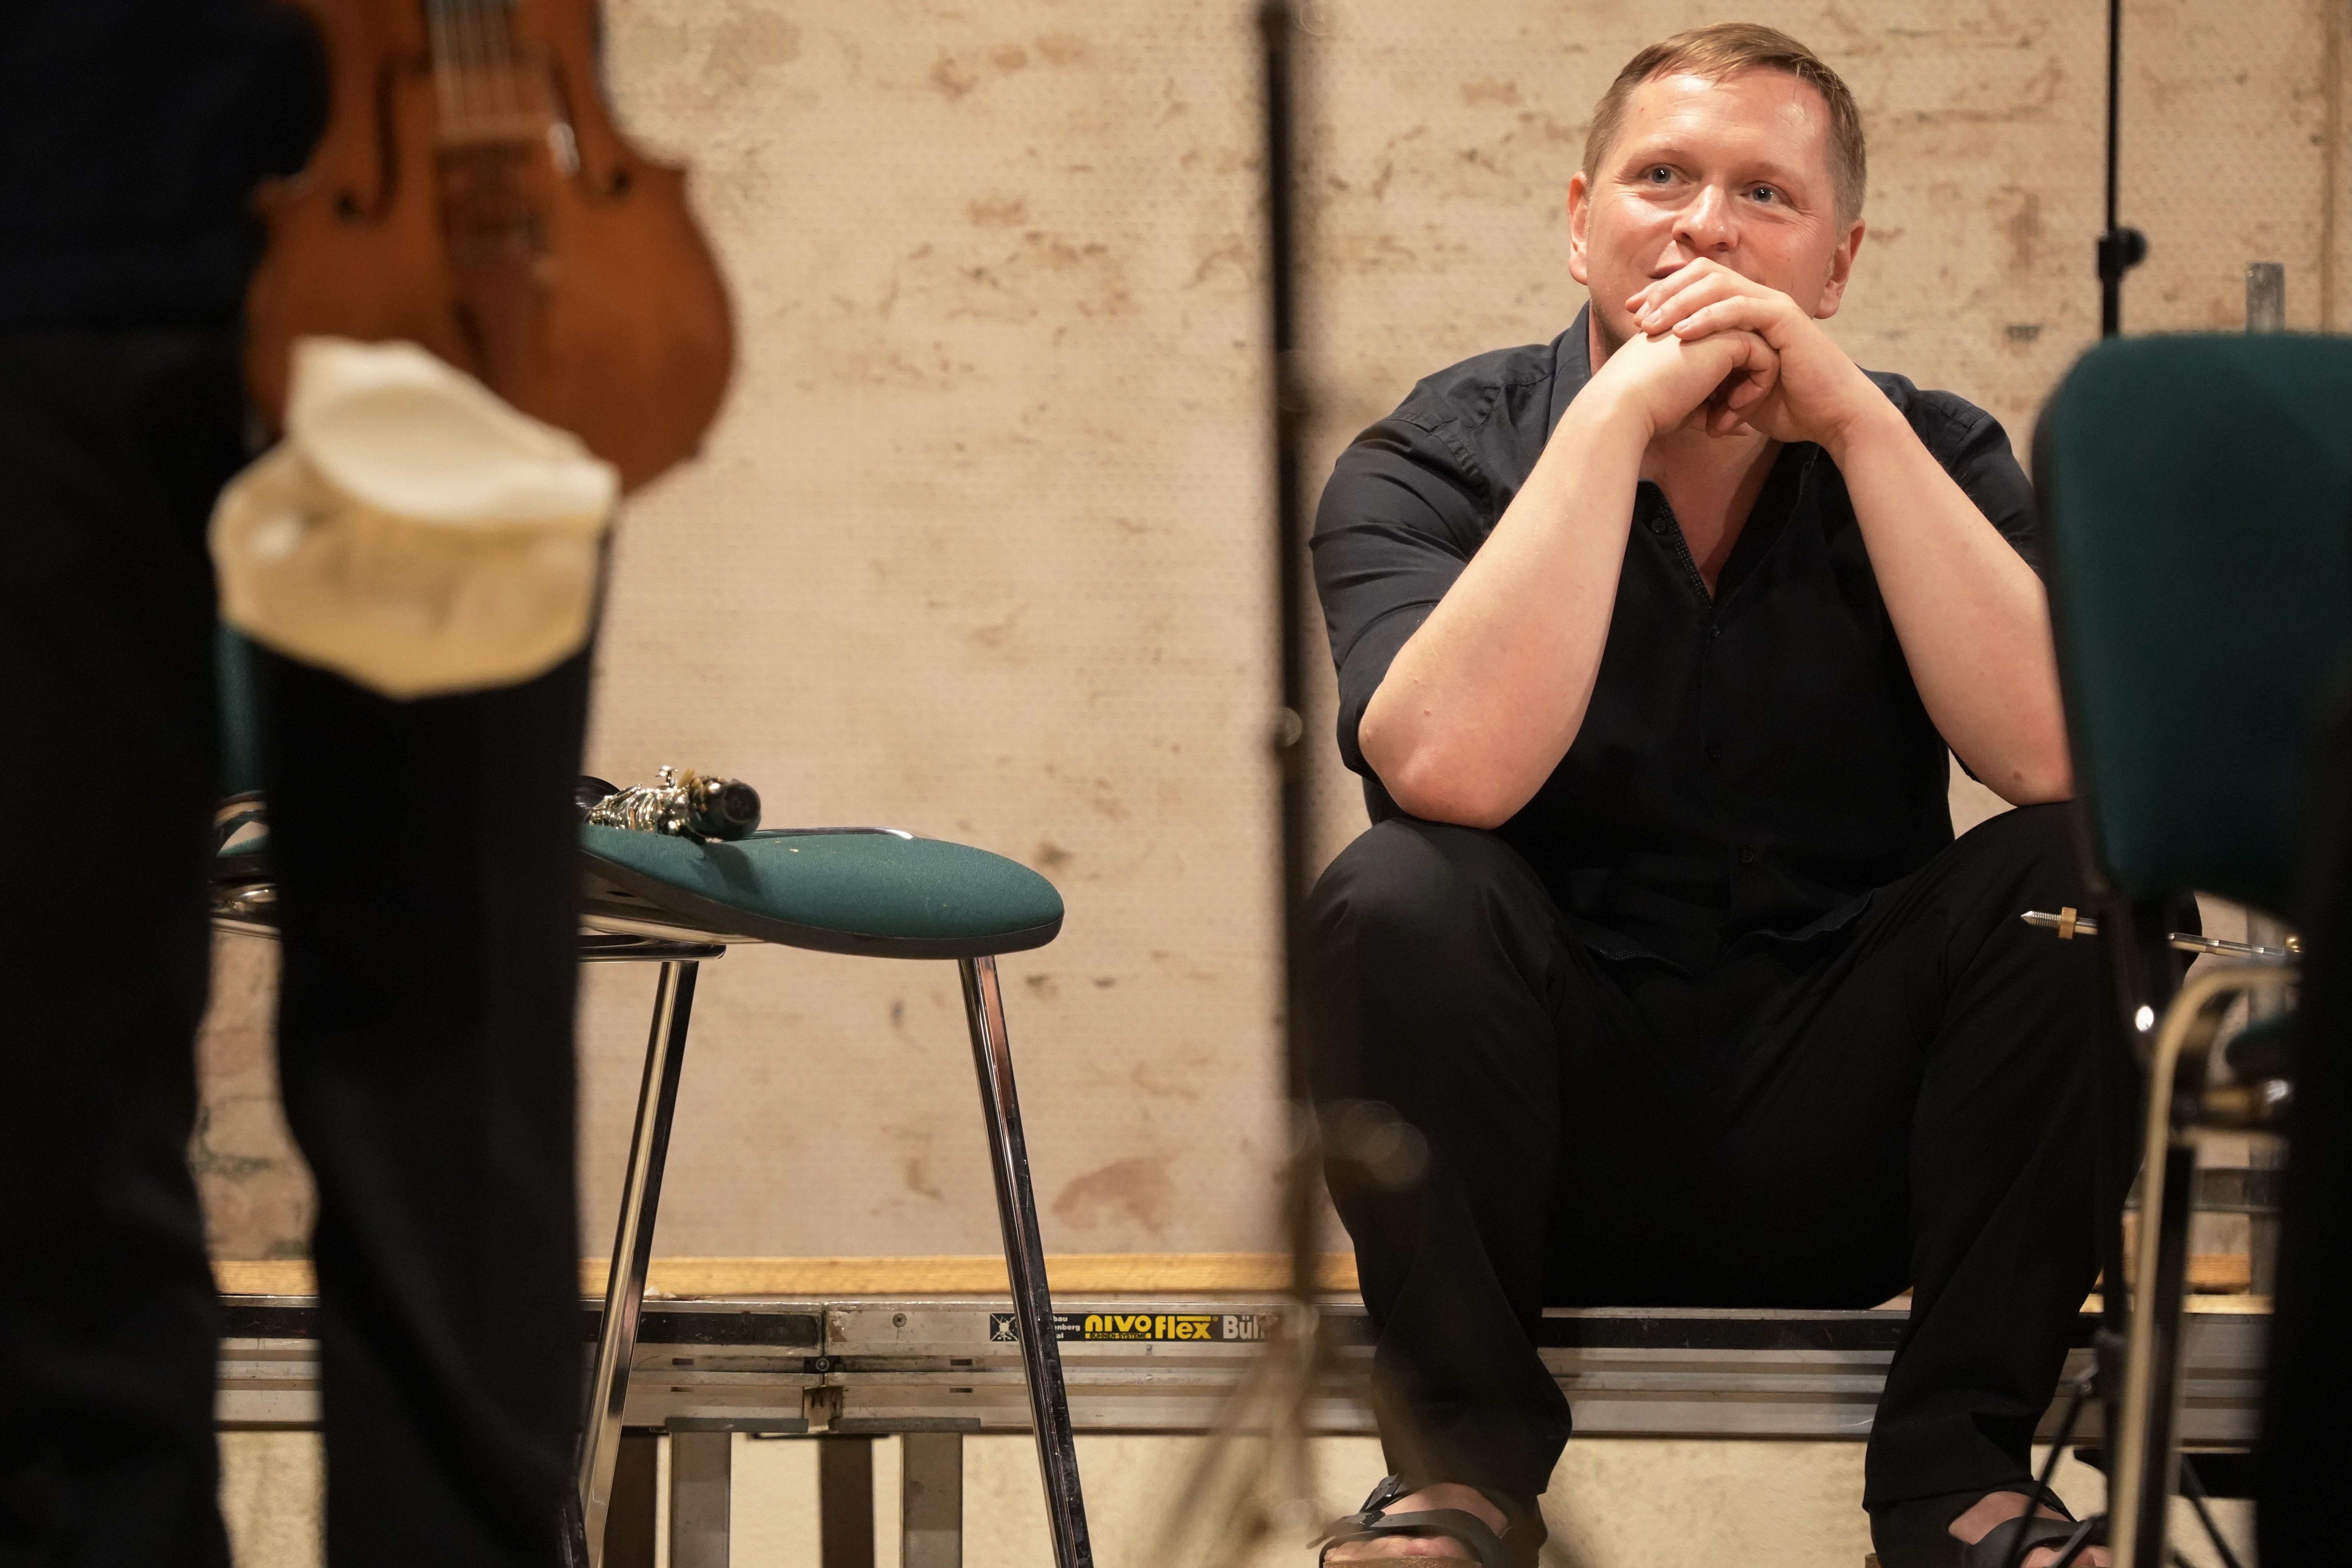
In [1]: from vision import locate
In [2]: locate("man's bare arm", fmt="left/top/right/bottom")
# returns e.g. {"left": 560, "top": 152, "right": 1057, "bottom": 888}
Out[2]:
{"left": 1825, "top": 404, "right": 2073, "bottom": 803}
{"left": 1359, "top": 327, "right": 1780, "bottom": 827}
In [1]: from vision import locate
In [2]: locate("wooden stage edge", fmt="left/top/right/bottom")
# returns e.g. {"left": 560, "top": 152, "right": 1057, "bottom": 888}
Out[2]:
{"left": 212, "top": 1252, "right": 1367, "bottom": 1299}
{"left": 210, "top": 1251, "right": 2273, "bottom": 1310}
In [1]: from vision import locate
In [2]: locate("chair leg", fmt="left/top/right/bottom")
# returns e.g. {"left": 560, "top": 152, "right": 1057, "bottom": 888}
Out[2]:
{"left": 577, "top": 959, "right": 702, "bottom": 1568}
{"left": 957, "top": 955, "right": 1094, "bottom": 1568}
{"left": 2114, "top": 1122, "right": 2197, "bottom": 1568}
{"left": 2109, "top": 960, "right": 2294, "bottom": 1568}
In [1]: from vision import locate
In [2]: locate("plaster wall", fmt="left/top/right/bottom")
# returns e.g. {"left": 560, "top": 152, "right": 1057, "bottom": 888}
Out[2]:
{"left": 197, "top": 0, "right": 2349, "bottom": 1262}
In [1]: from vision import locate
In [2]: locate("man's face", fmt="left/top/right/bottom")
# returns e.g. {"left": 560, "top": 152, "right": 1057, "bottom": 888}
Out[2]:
{"left": 1569, "top": 68, "right": 1864, "bottom": 358}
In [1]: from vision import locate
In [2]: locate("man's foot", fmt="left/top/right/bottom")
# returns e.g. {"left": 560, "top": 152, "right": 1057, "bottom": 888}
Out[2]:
{"left": 1322, "top": 1483, "right": 1512, "bottom": 1561}
{"left": 1948, "top": 1491, "right": 2109, "bottom": 1568}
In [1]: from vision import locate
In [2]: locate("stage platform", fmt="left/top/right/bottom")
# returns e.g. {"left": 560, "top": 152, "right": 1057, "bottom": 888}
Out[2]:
{"left": 215, "top": 1292, "right": 2268, "bottom": 1445}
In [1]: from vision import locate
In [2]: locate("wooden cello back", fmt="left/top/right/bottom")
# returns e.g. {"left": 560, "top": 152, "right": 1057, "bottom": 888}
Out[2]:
{"left": 247, "top": 0, "right": 734, "bottom": 493}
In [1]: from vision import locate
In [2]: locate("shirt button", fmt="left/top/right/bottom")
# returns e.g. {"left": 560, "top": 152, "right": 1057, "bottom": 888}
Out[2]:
{"left": 1705, "top": 744, "right": 1722, "bottom": 763}
{"left": 1647, "top": 516, "right": 1667, "bottom": 535}
{"left": 1709, "top": 625, "right": 1722, "bottom": 641}
{"left": 1739, "top": 847, "right": 1757, "bottom": 865}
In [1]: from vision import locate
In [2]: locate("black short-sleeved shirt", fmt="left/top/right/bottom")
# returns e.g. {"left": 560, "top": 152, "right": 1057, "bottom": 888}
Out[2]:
{"left": 1312, "top": 305, "right": 2040, "bottom": 976}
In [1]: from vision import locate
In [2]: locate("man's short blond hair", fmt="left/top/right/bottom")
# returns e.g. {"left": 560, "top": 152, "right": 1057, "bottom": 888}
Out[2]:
{"left": 1582, "top": 23, "right": 1867, "bottom": 223}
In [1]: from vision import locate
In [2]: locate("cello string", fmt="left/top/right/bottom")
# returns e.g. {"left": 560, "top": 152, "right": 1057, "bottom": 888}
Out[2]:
{"left": 425, "top": 0, "right": 459, "bottom": 141}
{"left": 466, "top": 0, "right": 496, "bottom": 140}
{"left": 484, "top": 0, "right": 531, "bottom": 256}
{"left": 483, "top": 0, "right": 517, "bottom": 135}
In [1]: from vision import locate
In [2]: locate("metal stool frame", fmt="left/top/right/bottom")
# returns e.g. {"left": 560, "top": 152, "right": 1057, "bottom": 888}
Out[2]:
{"left": 211, "top": 814, "right": 1093, "bottom": 1568}
{"left": 571, "top": 935, "right": 1090, "bottom": 1568}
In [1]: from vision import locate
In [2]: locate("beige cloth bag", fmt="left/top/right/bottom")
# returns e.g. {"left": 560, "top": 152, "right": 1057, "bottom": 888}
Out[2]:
{"left": 211, "top": 336, "right": 618, "bottom": 700}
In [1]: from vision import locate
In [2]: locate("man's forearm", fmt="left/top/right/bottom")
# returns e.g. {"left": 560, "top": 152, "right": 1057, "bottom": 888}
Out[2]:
{"left": 1358, "top": 387, "right": 1650, "bottom": 827}
{"left": 1826, "top": 403, "right": 2075, "bottom": 804}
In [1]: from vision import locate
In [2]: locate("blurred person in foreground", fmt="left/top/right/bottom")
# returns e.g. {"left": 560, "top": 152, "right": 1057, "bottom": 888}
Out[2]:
{"left": 1307, "top": 25, "right": 2101, "bottom": 1568}
{"left": 0, "top": 5, "right": 588, "bottom": 1564}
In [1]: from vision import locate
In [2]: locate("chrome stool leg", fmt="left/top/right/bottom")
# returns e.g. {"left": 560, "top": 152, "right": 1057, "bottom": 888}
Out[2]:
{"left": 577, "top": 959, "right": 701, "bottom": 1567}
{"left": 958, "top": 954, "right": 1093, "bottom": 1568}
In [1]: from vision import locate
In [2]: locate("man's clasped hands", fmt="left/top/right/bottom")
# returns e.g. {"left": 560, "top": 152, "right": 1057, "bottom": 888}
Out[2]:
{"left": 1600, "top": 256, "right": 1891, "bottom": 452}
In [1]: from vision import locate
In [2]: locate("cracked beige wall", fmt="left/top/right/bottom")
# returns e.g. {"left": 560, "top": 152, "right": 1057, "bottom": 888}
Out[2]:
{"left": 197, "top": 0, "right": 2347, "bottom": 1260}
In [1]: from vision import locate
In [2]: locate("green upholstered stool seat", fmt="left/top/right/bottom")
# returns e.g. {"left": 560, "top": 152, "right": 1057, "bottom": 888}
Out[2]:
{"left": 217, "top": 825, "right": 1064, "bottom": 961}
{"left": 579, "top": 825, "right": 1063, "bottom": 959}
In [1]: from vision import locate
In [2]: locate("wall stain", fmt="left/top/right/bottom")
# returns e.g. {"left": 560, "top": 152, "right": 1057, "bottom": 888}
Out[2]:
{"left": 928, "top": 39, "right": 1034, "bottom": 101}
{"left": 1034, "top": 31, "right": 1091, "bottom": 67}
{"left": 900, "top": 1155, "right": 944, "bottom": 1201}
{"left": 930, "top": 50, "right": 979, "bottom": 100}
{"left": 970, "top": 195, "right": 1029, "bottom": 228}
{"left": 1998, "top": 187, "right": 2044, "bottom": 274}
{"left": 1052, "top": 1155, "right": 1174, "bottom": 1233}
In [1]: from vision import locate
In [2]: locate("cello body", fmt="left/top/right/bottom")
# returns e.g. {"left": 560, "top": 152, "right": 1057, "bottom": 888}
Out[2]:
{"left": 246, "top": 0, "right": 734, "bottom": 493}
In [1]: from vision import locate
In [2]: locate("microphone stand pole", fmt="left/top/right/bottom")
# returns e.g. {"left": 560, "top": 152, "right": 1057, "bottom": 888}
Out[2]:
{"left": 2097, "top": 0, "right": 2147, "bottom": 335}
{"left": 1259, "top": 0, "right": 1318, "bottom": 1336}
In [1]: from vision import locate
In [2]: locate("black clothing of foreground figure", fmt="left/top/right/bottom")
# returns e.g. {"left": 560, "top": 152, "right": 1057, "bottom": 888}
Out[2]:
{"left": 0, "top": 8, "right": 586, "bottom": 1566}
{"left": 1308, "top": 24, "right": 2101, "bottom": 1568}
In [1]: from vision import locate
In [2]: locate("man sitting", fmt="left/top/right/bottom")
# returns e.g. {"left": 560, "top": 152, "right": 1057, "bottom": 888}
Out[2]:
{"left": 1306, "top": 24, "right": 2104, "bottom": 1568}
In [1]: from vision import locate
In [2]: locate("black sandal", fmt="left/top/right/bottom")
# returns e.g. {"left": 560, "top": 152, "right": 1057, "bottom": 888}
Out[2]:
{"left": 1317, "top": 1475, "right": 1539, "bottom": 1568}
{"left": 1869, "top": 1486, "right": 2100, "bottom": 1568}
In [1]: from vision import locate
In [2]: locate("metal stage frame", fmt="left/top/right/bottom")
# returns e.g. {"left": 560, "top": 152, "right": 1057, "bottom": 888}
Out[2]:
{"left": 217, "top": 1292, "right": 2266, "bottom": 1558}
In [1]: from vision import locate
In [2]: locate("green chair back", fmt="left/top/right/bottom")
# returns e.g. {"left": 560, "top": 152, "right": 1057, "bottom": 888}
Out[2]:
{"left": 2036, "top": 334, "right": 2352, "bottom": 918}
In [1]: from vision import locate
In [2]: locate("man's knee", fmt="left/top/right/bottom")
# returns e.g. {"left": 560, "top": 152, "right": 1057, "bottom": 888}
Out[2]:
{"left": 1308, "top": 817, "right": 1546, "bottom": 958}
{"left": 1957, "top": 799, "right": 2074, "bottom": 860}
{"left": 1303, "top": 820, "right": 1562, "bottom": 1103}
{"left": 1951, "top": 801, "right": 2086, "bottom": 904}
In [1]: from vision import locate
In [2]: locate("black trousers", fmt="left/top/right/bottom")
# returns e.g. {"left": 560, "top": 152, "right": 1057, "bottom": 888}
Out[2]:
{"left": 0, "top": 329, "right": 586, "bottom": 1567}
{"left": 1305, "top": 804, "right": 2102, "bottom": 1509}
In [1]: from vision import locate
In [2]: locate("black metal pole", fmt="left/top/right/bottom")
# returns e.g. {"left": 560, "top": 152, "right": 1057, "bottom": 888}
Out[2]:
{"left": 2097, "top": 0, "right": 2146, "bottom": 336}
{"left": 1259, "top": 0, "right": 1319, "bottom": 1314}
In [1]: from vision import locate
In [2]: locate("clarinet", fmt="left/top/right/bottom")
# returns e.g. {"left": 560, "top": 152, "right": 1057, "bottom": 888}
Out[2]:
{"left": 576, "top": 766, "right": 760, "bottom": 842}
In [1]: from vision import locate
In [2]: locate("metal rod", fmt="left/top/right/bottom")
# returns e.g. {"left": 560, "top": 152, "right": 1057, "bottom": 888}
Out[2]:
{"left": 2095, "top": 897, "right": 2180, "bottom": 1549}
{"left": 2115, "top": 1136, "right": 2197, "bottom": 1568}
{"left": 577, "top": 959, "right": 700, "bottom": 1566}
{"left": 2246, "top": 263, "right": 2286, "bottom": 334}
{"left": 2098, "top": 0, "right": 2145, "bottom": 335}
{"left": 2021, "top": 910, "right": 2291, "bottom": 961}
{"left": 1262, "top": 0, "right": 1314, "bottom": 1162}
{"left": 1258, "top": 20, "right": 1332, "bottom": 1496}
{"left": 958, "top": 955, "right": 1093, "bottom": 1568}
{"left": 2105, "top": 0, "right": 2123, "bottom": 242}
